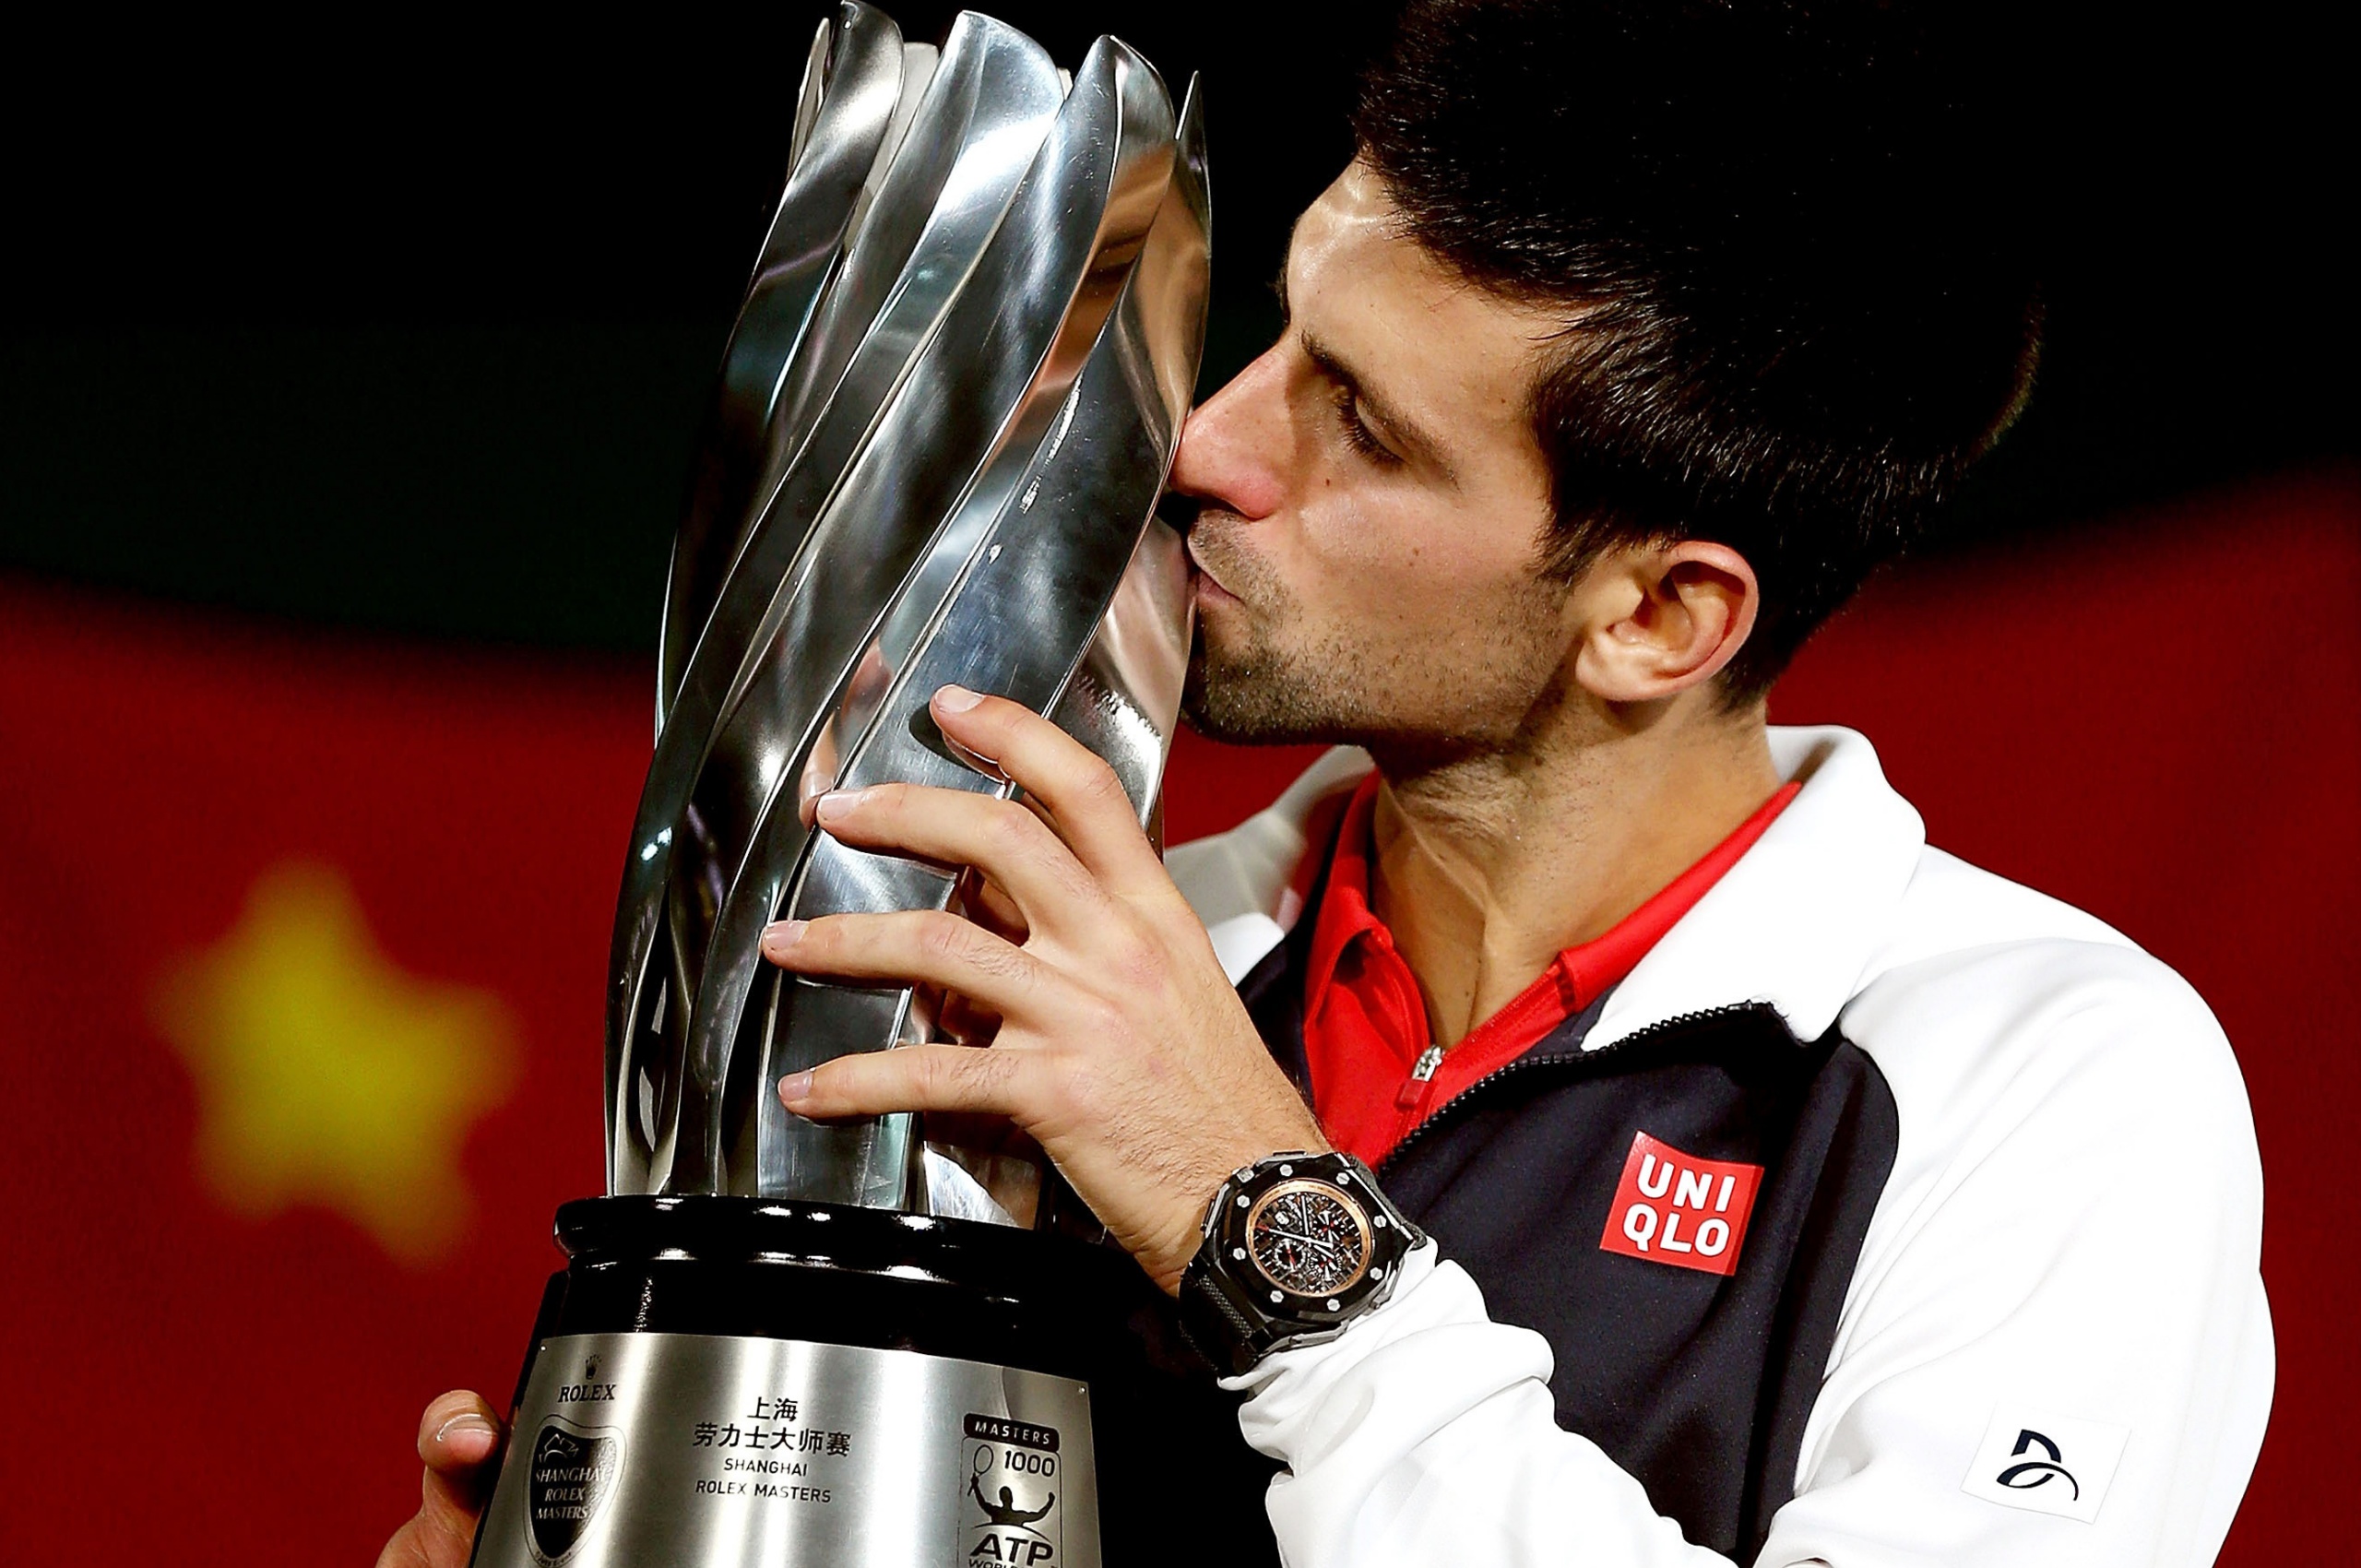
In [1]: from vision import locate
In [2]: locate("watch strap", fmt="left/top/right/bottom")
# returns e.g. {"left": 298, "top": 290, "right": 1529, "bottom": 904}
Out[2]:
{"left": 1178, "top": 1261, "right": 1274, "bottom": 1378}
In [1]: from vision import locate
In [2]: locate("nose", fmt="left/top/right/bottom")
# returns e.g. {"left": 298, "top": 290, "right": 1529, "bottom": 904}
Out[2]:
{"left": 1167, "top": 342, "right": 1289, "bottom": 522}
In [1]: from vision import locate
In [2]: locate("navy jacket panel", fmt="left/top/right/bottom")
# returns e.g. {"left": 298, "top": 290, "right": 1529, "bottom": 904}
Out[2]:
{"left": 1235, "top": 920, "right": 1899, "bottom": 1562}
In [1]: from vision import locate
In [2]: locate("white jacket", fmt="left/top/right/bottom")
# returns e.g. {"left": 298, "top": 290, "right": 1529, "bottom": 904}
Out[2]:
{"left": 1164, "top": 726, "right": 2272, "bottom": 1567}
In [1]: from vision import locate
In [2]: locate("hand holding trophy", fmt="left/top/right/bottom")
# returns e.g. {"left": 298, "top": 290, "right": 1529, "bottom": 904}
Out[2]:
{"left": 462, "top": 7, "right": 1210, "bottom": 1564}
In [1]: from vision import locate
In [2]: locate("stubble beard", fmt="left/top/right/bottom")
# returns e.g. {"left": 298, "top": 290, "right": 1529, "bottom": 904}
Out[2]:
{"left": 1181, "top": 616, "right": 1365, "bottom": 745}
{"left": 1180, "top": 554, "right": 1571, "bottom": 769}
{"left": 1180, "top": 533, "right": 1385, "bottom": 746}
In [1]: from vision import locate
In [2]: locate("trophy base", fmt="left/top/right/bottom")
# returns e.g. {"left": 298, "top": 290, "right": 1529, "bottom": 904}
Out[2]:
{"left": 469, "top": 1196, "right": 1147, "bottom": 1568}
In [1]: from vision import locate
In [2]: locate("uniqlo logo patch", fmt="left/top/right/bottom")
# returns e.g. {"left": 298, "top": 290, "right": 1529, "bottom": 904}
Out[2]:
{"left": 1597, "top": 1132, "right": 1763, "bottom": 1276}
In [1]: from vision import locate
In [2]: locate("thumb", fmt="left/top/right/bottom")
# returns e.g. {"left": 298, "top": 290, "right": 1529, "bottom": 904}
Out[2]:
{"left": 377, "top": 1390, "right": 504, "bottom": 1568}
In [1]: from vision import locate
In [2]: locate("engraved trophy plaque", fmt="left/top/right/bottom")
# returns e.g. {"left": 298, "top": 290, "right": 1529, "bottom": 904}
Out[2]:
{"left": 468, "top": 6, "right": 1208, "bottom": 1563}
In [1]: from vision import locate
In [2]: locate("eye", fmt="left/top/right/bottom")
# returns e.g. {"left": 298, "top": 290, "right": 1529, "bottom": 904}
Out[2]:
{"left": 1330, "top": 386, "right": 1402, "bottom": 467}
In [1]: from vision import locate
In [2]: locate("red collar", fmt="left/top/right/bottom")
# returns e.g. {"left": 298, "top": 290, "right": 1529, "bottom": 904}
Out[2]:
{"left": 1300, "top": 773, "right": 1801, "bottom": 1166}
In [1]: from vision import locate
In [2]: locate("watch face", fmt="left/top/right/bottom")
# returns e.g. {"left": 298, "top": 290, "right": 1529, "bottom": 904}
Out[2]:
{"left": 1244, "top": 1178, "right": 1374, "bottom": 1298}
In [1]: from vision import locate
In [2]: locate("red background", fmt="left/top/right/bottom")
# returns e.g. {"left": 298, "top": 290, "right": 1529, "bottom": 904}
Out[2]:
{"left": 0, "top": 471, "right": 2350, "bottom": 1562}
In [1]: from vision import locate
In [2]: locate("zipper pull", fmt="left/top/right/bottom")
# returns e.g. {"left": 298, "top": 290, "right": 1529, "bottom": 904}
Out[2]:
{"left": 1394, "top": 1045, "right": 1445, "bottom": 1111}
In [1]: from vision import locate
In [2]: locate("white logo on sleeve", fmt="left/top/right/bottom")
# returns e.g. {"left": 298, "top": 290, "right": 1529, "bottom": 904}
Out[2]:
{"left": 1960, "top": 1406, "right": 2130, "bottom": 1523}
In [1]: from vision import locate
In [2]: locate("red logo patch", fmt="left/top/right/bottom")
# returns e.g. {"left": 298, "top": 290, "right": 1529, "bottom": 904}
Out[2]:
{"left": 1597, "top": 1132, "right": 1764, "bottom": 1277}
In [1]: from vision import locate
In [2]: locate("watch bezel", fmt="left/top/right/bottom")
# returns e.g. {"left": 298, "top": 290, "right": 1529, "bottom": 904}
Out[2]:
{"left": 1202, "top": 1153, "right": 1413, "bottom": 1328}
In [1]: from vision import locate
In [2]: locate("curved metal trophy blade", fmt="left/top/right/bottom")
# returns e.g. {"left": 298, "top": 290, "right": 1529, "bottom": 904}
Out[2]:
{"left": 757, "top": 20, "right": 1055, "bottom": 493}
{"left": 748, "top": 33, "right": 941, "bottom": 540}
{"left": 622, "top": 18, "right": 1063, "bottom": 1193}
{"left": 611, "top": 3, "right": 903, "bottom": 1182}
{"left": 1053, "top": 519, "right": 1194, "bottom": 847}
{"left": 670, "top": 41, "right": 1184, "bottom": 1199}
{"left": 652, "top": 2, "right": 902, "bottom": 735}
{"left": 744, "top": 73, "right": 1211, "bottom": 1207}
{"left": 911, "top": 516, "right": 1191, "bottom": 1225}
{"left": 610, "top": 28, "right": 1067, "bottom": 1200}
{"left": 787, "top": 18, "right": 831, "bottom": 170}
{"left": 1043, "top": 75, "right": 1208, "bottom": 839}
{"left": 611, "top": 38, "right": 1175, "bottom": 1195}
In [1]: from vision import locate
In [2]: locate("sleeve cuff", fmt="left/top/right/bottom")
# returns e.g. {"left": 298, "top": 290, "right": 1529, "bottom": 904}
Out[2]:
{"left": 1218, "top": 1241, "right": 1556, "bottom": 1459}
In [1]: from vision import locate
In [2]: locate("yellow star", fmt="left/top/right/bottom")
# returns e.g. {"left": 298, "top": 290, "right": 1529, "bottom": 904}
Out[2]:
{"left": 154, "top": 861, "right": 519, "bottom": 1265}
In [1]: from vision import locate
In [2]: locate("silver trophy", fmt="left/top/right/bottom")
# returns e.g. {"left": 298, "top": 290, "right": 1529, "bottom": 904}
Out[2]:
{"left": 469, "top": 7, "right": 1208, "bottom": 1564}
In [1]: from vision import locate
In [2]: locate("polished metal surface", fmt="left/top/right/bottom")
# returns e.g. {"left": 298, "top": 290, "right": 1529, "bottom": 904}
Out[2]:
{"left": 753, "top": 82, "right": 1210, "bottom": 1206}
{"left": 654, "top": 2, "right": 903, "bottom": 735}
{"left": 645, "top": 16, "right": 1070, "bottom": 1191}
{"left": 602, "top": 11, "right": 1208, "bottom": 1209}
{"left": 1053, "top": 518, "right": 1196, "bottom": 838}
{"left": 757, "top": 17, "right": 1061, "bottom": 558}
{"left": 787, "top": 20, "right": 831, "bottom": 171}
{"left": 607, "top": 20, "right": 1084, "bottom": 1194}
{"left": 617, "top": 0, "right": 903, "bottom": 1173}
{"left": 668, "top": 38, "right": 1177, "bottom": 1197}
{"left": 634, "top": 37, "right": 1177, "bottom": 1198}
{"left": 469, "top": 1331, "right": 1097, "bottom": 1567}
{"left": 904, "top": 518, "right": 1196, "bottom": 1229}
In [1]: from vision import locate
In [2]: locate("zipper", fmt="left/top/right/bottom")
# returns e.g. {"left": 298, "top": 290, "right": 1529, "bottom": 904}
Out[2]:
{"left": 1377, "top": 1003, "right": 1775, "bottom": 1178}
{"left": 1394, "top": 1045, "right": 1446, "bottom": 1111}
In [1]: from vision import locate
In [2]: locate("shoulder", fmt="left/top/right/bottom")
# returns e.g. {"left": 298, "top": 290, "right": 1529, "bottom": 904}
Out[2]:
{"left": 1845, "top": 845, "right": 2250, "bottom": 1134}
{"left": 1846, "top": 847, "right": 2236, "bottom": 1084}
{"left": 1834, "top": 845, "right": 2260, "bottom": 1264}
{"left": 1875, "top": 845, "right": 2131, "bottom": 961}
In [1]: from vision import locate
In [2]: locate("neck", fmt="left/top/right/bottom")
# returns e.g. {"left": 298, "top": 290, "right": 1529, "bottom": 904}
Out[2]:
{"left": 1365, "top": 692, "right": 1780, "bottom": 1049}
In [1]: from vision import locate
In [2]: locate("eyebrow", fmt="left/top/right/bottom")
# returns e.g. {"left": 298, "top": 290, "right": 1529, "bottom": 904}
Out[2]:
{"left": 1299, "top": 329, "right": 1462, "bottom": 486}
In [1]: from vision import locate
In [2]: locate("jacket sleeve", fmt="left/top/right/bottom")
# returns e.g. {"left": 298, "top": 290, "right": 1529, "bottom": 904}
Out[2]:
{"left": 1225, "top": 943, "right": 2273, "bottom": 1567}
{"left": 1229, "top": 1244, "right": 1737, "bottom": 1568}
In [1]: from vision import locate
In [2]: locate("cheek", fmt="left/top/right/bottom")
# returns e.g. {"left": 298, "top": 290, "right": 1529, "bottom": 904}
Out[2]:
{"left": 1296, "top": 493, "right": 1548, "bottom": 639}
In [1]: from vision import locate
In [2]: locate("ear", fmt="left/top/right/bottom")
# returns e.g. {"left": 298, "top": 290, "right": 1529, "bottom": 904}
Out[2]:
{"left": 1569, "top": 540, "right": 1761, "bottom": 704}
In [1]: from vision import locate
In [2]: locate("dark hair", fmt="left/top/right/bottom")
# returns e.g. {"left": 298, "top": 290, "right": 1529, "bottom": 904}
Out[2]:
{"left": 1354, "top": 0, "right": 2043, "bottom": 699}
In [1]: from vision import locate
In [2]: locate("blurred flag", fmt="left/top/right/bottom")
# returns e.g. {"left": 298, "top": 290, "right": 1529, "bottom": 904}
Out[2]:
{"left": 154, "top": 858, "right": 519, "bottom": 1265}
{"left": 0, "top": 591, "right": 646, "bottom": 1558}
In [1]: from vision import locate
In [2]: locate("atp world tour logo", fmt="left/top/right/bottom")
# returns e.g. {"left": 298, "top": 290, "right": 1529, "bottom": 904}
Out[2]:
{"left": 963, "top": 1414, "right": 1062, "bottom": 1565}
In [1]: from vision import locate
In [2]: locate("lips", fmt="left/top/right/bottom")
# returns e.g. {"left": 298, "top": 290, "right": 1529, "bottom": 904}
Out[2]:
{"left": 1190, "top": 564, "right": 1234, "bottom": 605}
{"left": 1185, "top": 536, "right": 1240, "bottom": 604}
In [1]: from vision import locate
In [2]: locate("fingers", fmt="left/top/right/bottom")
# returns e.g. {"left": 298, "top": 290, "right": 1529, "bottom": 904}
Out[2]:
{"left": 420, "top": 1391, "right": 503, "bottom": 1527}
{"left": 763, "top": 909, "right": 1048, "bottom": 1023}
{"left": 810, "top": 779, "right": 1099, "bottom": 933}
{"left": 927, "top": 686, "right": 1169, "bottom": 896}
{"left": 934, "top": 986, "right": 1005, "bottom": 1049}
{"left": 779, "top": 1041, "right": 1039, "bottom": 1123}
{"left": 952, "top": 867, "right": 1029, "bottom": 944}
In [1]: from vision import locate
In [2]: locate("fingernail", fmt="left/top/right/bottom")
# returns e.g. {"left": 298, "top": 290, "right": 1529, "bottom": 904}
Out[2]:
{"left": 813, "top": 788, "right": 863, "bottom": 824}
{"left": 762, "top": 919, "right": 809, "bottom": 956}
{"left": 778, "top": 1070, "right": 813, "bottom": 1104}
{"left": 436, "top": 1412, "right": 496, "bottom": 1445}
{"left": 933, "top": 683, "right": 983, "bottom": 713}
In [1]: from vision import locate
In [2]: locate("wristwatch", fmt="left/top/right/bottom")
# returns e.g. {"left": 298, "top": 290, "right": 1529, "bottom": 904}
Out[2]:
{"left": 1178, "top": 1150, "right": 1425, "bottom": 1376}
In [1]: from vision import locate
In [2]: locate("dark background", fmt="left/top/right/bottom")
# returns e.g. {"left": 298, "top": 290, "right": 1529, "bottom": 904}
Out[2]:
{"left": 1, "top": 5, "right": 2352, "bottom": 1564}
{"left": 3, "top": 2, "right": 2350, "bottom": 647}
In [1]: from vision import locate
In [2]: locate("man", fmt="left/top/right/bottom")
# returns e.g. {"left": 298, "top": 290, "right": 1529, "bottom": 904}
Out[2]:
{"left": 381, "top": 3, "right": 2270, "bottom": 1563}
